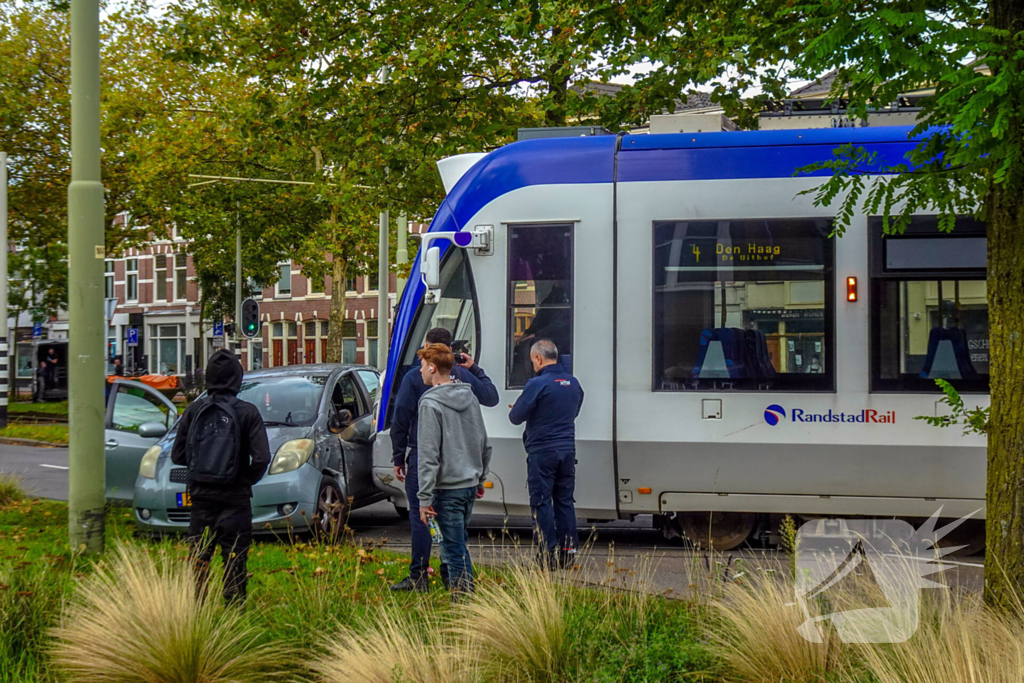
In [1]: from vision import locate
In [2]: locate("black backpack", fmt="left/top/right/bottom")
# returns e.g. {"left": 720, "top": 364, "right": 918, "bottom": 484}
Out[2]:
{"left": 186, "top": 396, "right": 242, "bottom": 485}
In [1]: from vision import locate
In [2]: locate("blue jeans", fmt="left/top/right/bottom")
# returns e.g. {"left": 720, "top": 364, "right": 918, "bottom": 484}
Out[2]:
{"left": 404, "top": 453, "right": 450, "bottom": 584}
{"left": 527, "top": 449, "right": 578, "bottom": 554}
{"left": 432, "top": 486, "right": 477, "bottom": 593}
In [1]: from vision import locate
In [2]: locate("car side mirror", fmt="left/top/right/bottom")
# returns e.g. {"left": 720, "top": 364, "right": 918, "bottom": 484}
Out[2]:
{"left": 138, "top": 421, "right": 168, "bottom": 439}
{"left": 329, "top": 408, "right": 353, "bottom": 434}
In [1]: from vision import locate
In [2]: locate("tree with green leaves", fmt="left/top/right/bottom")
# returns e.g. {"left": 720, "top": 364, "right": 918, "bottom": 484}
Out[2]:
{"left": 626, "top": 0, "right": 1023, "bottom": 607}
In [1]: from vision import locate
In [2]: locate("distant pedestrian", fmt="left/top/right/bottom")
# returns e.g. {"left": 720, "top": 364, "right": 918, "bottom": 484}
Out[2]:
{"left": 112, "top": 357, "right": 125, "bottom": 376}
{"left": 42, "top": 347, "right": 59, "bottom": 391}
{"left": 509, "top": 339, "right": 585, "bottom": 568}
{"left": 390, "top": 327, "right": 498, "bottom": 592}
{"left": 416, "top": 343, "right": 492, "bottom": 598}
{"left": 171, "top": 349, "right": 271, "bottom": 605}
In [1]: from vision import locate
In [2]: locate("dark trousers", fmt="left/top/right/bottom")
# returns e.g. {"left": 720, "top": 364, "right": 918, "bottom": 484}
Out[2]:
{"left": 404, "top": 453, "right": 449, "bottom": 584}
{"left": 527, "top": 449, "right": 579, "bottom": 554}
{"left": 433, "top": 486, "right": 477, "bottom": 593}
{"left": 187, "top": 499, "right": 253, "bottom": 604}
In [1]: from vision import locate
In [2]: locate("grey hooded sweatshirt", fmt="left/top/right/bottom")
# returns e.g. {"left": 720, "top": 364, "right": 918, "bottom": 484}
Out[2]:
{"left": 417, "top": 382, "right": 492, "bottom": 506}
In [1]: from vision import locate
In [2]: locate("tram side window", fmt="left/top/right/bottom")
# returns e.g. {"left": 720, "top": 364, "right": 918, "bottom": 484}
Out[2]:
{"left": 383, "top": 248, "right": 479, "bottom": 428}
{"left": 507, "top": 224, "right": 574, "bottom": 389}
{"left": 870, "top": 216, "right": 988, "bottom": 393}
{"left": 653, "top": 219, "right": 835, "bottom": 392}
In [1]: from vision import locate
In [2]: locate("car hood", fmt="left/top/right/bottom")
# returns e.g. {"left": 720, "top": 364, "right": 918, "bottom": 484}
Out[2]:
{"left": 158, "top": 424, "right": 314, "bottom": 461}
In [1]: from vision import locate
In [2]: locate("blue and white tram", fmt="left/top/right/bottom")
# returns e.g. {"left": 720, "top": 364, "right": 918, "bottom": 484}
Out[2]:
{"left": 372, "top": 126, "right": 989, "bottom": 550}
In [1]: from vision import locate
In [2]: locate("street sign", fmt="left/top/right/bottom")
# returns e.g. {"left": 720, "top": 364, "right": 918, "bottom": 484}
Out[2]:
{"left": 31, "top": 322, "right": 42, "bottom": 339}
{"left": 126, "top": 328, "right": 139, "bottom": 346}
{"left": 213, "top": 321, "right": 224, "bottom": 337}
{"left": 212, "top": 336, "right": 224, "bottom": 349}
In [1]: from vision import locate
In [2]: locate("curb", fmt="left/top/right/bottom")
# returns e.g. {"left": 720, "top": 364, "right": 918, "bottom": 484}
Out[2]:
{"left": 0, "top": 437, "right": 67, "bottom": 448}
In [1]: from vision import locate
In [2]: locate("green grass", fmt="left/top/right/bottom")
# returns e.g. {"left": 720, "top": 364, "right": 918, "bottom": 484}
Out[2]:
{"left": 0, "top": 499, "right": 718, "bottom": 683}
{"left": 7, "top": 401, "right": 68, "bottom": 416}
{"left": 0, "top": 424, "right": 68, "bottom": 444}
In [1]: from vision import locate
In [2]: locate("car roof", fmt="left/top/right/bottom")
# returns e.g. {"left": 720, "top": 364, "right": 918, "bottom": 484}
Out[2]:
{"left": 242, "top": 363, "right": 378, "bottom": 380}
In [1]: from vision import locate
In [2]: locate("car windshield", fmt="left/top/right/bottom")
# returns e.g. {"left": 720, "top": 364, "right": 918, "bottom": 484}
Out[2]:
{"left": 236, "top": 375, "right": 329, "bottom": 427}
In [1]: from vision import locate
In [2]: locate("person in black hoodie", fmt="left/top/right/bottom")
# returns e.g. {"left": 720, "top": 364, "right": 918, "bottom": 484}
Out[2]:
{"left": 171, "top": 349, "right": 271, "bottom": 604}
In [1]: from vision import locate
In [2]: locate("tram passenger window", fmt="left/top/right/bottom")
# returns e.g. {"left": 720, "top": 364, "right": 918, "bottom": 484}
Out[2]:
{"left": 870, "top": 216, "right": 988, "bottom": 393}
{"left": 507, "top": 224, "right": 573, "bottom": 389}
{"left": 653, "top": 219, "right": 834, "bottom": 392}
{"left": 383, "top": 248, "right": 478, "bottom": 428}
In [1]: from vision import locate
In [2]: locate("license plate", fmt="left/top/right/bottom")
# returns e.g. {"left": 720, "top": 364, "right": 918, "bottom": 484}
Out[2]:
{"left": 176, "top": 492, "right": 191, "bottom": 508}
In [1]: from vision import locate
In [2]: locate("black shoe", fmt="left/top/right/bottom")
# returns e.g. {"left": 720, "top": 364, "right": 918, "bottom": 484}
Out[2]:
{"left": 389, "top": 576, "right": 428, "bottom": 592}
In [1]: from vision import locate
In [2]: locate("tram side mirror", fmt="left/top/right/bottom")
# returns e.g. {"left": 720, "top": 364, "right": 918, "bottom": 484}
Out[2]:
{"left": 422, "top": 246, "right": 441, "bottom": 289}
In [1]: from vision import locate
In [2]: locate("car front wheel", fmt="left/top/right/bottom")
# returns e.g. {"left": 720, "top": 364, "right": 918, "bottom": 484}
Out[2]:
{"left": 312, "top": 477, "right": 346, "bottom": 542}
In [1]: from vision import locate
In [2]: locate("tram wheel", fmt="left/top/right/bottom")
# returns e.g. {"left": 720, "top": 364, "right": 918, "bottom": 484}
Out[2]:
{"left": 933, "top": 518, "right": 985, "bottom": 557}
{"left": 671, "top": 512, "right": 758, "bottom": 551}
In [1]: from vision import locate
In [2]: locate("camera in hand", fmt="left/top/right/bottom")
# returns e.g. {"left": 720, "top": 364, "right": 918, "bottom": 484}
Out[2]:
{"left": 453, "top": 352, "right": 466, "bottom": 365}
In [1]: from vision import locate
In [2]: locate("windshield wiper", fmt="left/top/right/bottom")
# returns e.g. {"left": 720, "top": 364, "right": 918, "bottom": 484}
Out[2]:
{"left": 263, "top": 419, "right": 297, "bottom": 427}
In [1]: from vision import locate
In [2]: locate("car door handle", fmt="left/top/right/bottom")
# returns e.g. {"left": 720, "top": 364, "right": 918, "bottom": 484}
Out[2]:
{"left": 104, "top": 439, "right": 118, "bottom": 449}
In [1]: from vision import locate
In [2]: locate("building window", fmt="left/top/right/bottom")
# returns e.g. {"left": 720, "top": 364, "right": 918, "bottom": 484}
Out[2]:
{"left": 653, "top": 218, "right": 834, "bottom": 392}
{"left": 343, "top": 320, "right": 357, "bottom": 364}
{"left": 175, "top": 253, "right": 188, "bottom": 301}
{"left": 149, "top": 323, "right": 186, "bottom": 375}
{"left": 308, "top": 274, "right": 325, "bottom": 296}
{"left": 104, "top": 261, "right": 114, "bottom": 299}
{"left": 870, "top": 216, "right": 987, "bottom": 392}
{"left": 366, "top": 319, "right": 378, "bottom": 367}
{"left": 365, "top": 264, "right": 379, "bottom": 293}
{"left": 155, "top": 254, "right": 167, "bottom": 302}
{"left": 249, "top": 340, "right": 263, "bottom": 370}
{"left": 276, "top": 263, "right": 292, "bottom": 297}
{"left": 126, "top": 259, "right": 138, "bottom": 302}
{"left": 507, "top": 224, "right": 573, "bottom": 388}
{"left": 345, "top": 273, "right": 357, "bottom": 292}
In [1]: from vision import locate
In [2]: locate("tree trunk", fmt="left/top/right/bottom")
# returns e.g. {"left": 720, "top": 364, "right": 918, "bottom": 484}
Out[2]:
{"left": 983, "top": 0, "right": 1024, "bottom": 610}
{"left": 325, "top": 254, "right": 348, "bottom": 363}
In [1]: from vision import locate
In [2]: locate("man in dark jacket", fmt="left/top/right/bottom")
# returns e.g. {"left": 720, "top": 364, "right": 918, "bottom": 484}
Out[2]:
{"left": 390, "top": 327, "right": 499, "bottom": 592}
{"left": 509, "top": 339, "right": 584, "bottom": 568}
{"left": 171, "top": 349, "right": 271, "bottom": 604}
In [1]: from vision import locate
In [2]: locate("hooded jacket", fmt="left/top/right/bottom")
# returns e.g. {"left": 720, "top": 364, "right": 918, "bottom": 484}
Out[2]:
{"left": 416, "top": 382, "right": 492, "bottom": 506}
{"left": 171, "top": 349, "right": 272, "bottom": 503}
{"left": 391, "top": 362, "right": 498, "bottom": 467}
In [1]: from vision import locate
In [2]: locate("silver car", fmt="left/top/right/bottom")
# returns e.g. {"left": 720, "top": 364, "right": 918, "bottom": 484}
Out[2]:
{"left": 129, "top": 364, "right": 385, "bottom": 536}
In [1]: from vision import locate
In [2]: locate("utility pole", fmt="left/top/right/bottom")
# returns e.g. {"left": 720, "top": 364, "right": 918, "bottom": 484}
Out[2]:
{"left": 67, "top": 0, "right": 105, "bottom": 553}
{"left": 396, "top": 213, "right": 408, "bottom": 302}
{"left": 377, "top": 209, "right": 389, "bottom": 371}
{"left": 377, "top": 62, "right": 391, "bottom": 372}
{"left": 235, "top": 225, "right": 242, "bottom": 357}
{"left": 0, "top": 153, "right": 8, "bottom": 429}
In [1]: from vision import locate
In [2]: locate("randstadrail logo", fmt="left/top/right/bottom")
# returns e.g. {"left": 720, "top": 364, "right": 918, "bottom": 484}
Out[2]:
{"left": 764, "top": 404, "right": 786, "bottom": 426}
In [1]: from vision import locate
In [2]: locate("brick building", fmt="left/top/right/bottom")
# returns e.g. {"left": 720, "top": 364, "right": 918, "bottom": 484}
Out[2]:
{"left": 100, "top": 224, "right": 423, "bottom": 376}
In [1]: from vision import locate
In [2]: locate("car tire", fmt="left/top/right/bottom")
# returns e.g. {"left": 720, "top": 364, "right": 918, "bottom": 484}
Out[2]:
{"left": 312, "top": 476, "right": 347, "bottom": 543}
{"left": 394, "top": 504, "right": 408, "bottom": 520}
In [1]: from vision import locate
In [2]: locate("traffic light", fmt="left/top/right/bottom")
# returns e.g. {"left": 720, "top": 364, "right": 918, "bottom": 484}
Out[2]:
{"left": 241, "top": 298, "right": 261, "bottom": 338}
{"left": 224, "top": 323, "right": 236, "bottom": 337}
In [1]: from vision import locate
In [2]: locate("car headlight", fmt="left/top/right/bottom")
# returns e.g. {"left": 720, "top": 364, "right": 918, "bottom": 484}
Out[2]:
{"left": 139, "top": 445, "right": 161, "bottom": 479}
{"left": 269, "top": 439, "right": 315, "bottom": 475}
